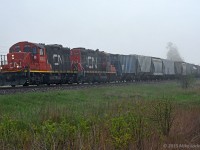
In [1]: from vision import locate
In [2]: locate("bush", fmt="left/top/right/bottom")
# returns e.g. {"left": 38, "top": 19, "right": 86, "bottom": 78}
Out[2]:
{"left": 151, "top": 99, "right": 174, "bottom": 136}
{"left": 109, "top": 116, "right": 131, "bottom": 149}
{"left": 179, "top": 75, "right": 195, "bottom": 89}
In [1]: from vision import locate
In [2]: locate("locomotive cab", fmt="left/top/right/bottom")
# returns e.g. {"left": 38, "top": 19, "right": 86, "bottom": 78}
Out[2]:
{"left": 0, "top": 41, "right": 51, "bottom": 86}
{"left": 2, "top": 41, "right": 51, "bottom": 72}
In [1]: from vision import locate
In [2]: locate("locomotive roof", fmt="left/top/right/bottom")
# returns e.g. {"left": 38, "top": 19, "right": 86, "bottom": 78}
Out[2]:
{"left": 72, "top": 47, "right": 105, "bottom": 53}
{"left": 10, "top": 41, "right": 45, "bottom": 49}
{"left": 33, "top": 43, "right": 45, "bottom": 49}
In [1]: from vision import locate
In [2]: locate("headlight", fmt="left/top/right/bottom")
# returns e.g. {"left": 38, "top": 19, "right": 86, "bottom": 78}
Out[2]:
{"left": 17, "top": 65, "right": 19, "bottom": 68}
{"left": 12, "top": 54, "right": 14, "bottom": 60}
{"left": 0, "top": 67, "right": 2, "bottom": 70}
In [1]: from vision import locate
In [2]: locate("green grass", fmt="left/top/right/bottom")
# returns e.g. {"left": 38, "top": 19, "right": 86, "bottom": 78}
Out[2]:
{"left": 0, "top": 81, "right": 199, "bottom": 149}
{"left": 0, "top": 81, "right": 200, "bottom": 121}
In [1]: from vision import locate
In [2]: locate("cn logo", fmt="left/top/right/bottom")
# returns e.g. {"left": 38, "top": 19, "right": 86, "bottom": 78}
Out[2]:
{"left": 88, "top": 56, "right": 97, "bottom": 69}
{"left": 53, "top": 54, "right": 62, "bottom": 65}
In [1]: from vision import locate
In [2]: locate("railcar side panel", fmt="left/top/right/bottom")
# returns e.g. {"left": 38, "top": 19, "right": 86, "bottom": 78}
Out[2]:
{"left": 186, "top": 63, "right": 198, "bottom": 76}
{"left": 137, "top": 55, "right": 152, "bottom": 75}
{"left": 151, "top": 57, "right": 163, "bottom": 76}
{"left": 119, "top": 55, "right": 137, "bottom": 74}
{"left": 118, "top": 55, "right": 137, "bottom": 81}
{"left": 162, "top": 59, "right": 175, "bottom": 75}
{"left": 174, "top": 62, "right": 186, "bottom": 75}
{"left": 186, "top": 63, "right": 193, "bottom": 75}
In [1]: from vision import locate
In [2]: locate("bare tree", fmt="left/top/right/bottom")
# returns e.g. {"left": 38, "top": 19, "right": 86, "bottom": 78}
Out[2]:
{"left": 166, "top": 42, "right": 183, "bottom": 61}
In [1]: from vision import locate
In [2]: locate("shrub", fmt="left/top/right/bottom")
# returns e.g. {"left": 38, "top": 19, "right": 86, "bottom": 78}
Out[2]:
{"left": 151, "top": 99, "right": 174, "bottom": 136}
{"left": 110, "top": 116, "right": 131, "bottom": 149}
{"left": 179, "top": 75, "right": 195, "bottom": 89}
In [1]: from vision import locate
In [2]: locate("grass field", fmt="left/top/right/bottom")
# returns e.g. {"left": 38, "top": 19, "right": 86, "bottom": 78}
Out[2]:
{"left": 0, "top": 81, "right": 200, "bottom": 149}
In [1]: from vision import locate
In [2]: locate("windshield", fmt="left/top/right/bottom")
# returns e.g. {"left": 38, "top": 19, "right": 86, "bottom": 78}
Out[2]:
{"left": 32, "top": 47, "right": 37, "bottom": 55}
{"left": 23, "top": 46, "right": 38, "bottom": 55}
{"left": 24, "top": 45, "right": 32, "bottom": 52}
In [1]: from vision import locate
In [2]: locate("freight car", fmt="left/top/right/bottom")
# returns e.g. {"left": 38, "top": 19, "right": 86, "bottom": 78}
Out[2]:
{"left": 118, "top": 54, "right": 137, "bottom": 81}
{"left": 174, "top": 61, "right": 198, "bottom": 77}
{"left": 0, "top": 41, "right": 199, "bottom": 87}
{"left": 111, "top": 55, "right": 164, "bottom": 81}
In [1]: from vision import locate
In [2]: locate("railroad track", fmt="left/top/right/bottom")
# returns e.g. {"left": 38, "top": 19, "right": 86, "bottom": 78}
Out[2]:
{"left": 0, "top": 80, "right": 175, "bottom": 95}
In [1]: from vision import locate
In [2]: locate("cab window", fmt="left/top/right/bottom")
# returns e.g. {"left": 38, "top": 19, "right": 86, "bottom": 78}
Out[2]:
{"left": 9, "top": 48, "right": 14, "bottom": 53}
{"left": 24, "top": 45, "right": 32, "bottom": 52}
{"left": 15, "top": 46, "right": 21, "bottom": 52}
{"left": 32, "top": 47, "right": 37, "bottom": 55}
{"left": 40, "top": 49, "right": 44, "bottom": 56}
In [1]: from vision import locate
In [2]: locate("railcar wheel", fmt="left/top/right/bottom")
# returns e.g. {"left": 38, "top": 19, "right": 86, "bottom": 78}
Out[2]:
{"left": 23, "top": 83, "right": 29, "bottom": 87}
{"left": 78, "top": 78, "right": 84, "bottom": 84}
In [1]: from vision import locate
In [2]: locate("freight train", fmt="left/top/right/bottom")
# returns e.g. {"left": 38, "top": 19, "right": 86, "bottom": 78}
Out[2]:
{"left": 0, "top": 41, "right": 199, "bottom": 87}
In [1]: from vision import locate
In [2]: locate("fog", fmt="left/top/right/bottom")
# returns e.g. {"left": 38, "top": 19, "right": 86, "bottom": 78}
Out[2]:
{"left": 0, "top": 0, "right": 200, "bottom": 64}
{"left": 166, "top": 42, "right": 183, "bottom": 62}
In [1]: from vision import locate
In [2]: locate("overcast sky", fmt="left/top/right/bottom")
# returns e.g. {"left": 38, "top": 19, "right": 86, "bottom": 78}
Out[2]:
{"left": 0, "top": 0, "right": 200, "bottom": 64}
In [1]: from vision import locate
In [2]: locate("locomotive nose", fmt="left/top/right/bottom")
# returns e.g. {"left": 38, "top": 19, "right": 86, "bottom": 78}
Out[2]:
{"left": 7, "top": 52, "right": 28, "bottom": 70}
